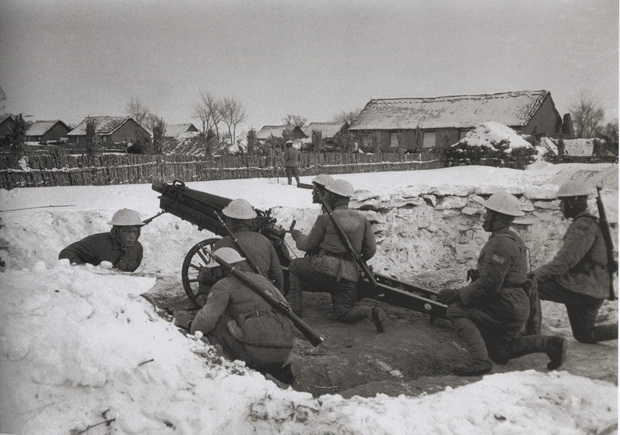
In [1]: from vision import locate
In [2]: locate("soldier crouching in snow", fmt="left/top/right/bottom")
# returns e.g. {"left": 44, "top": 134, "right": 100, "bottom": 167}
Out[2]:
{"left": 438, "top": 192, "right": 567, "bottom": 376}
{"left": 190, "top": 247, "right": 294, "bottom": 383}
{"left": 286, "top": 179, "right": 388, "bottom": 332}
{"left": 58, "top": 208, "right": 144, "bottom": 272}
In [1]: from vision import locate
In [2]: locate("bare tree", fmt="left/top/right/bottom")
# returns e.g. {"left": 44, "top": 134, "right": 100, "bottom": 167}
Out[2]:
{"left": 220, "top": 97, "right": 247, "bottom": 147}
{"left": 333, "top": 109, "right": 361, "bottom": 124}
{"left": 569, "top": 91, "right": 605, "bottom": 138}
{"left": 85, "top": 116, "right": 100, "bottom": 164}
{"left": 0, "top": 86, "right": 6, "bottom": 113}
{"left": 151, "top": 116, "right": 167, "bottom": 155}
{"left": 126, "top": 97, "right": 151, "bottom": 126}
{"left": 193, "top": 91, "right": 223, "bottom": 140}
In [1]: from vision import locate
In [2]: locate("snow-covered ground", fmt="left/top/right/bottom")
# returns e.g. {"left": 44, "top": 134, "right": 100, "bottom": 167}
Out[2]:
{"left": 0, "top": 162, "right": 618, "bottom": 434}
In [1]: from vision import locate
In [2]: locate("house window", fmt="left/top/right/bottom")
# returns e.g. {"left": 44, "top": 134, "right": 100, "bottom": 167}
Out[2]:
{"left": 423, "top": 131, "right": 436, "bottom": 148}
{"left": 390, "top": 132, "right": 400, "bottom": 148}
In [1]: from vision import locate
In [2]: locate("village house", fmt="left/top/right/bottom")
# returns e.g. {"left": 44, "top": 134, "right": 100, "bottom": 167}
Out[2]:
{"left": 25, "top": 120, "right": 71, "bottom": 143}
{"left": 67, "top": 116, "right": 150, "bottom": 148}
{"left": 348, "top": 90, "right": 565, "bottom": 152}
{"left": 165, "top": 123, "right": 199, "bottom": 138}
{"left": 256, "top": 125, "right": 308, "bottom": 143}
{"left": 0, "top": 114, "right": 14, "bottom": 139}
{"left": 303, "top": 122, "right": 350, "bottom": 146}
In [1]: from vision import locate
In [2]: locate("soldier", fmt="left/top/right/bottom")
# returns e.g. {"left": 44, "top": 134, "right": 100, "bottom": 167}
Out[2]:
{"left": 287, "top": 179, "right": 388, "bottom": 332}
{"left": 311, "top": 174, "right": 334, "bottom": 207}
{"left": 58, "top": 208, "right": 144, "bottom": 272}
{"left": 211, "top": 198, "right": 284, "bottom": 292}
{"left": 190, "top": 247, "right": 294, "bottom": 381}
{"left": 532, "top": 181, "right": 618, "bottom": 343}
{"left": 0, "top": 216, "right": 8, "bottom": 272}
{"left": 283, "top": 140, "right": 301, "bottom": 186}
{"left": 438, "top": 192, "right": 567, "bottom": 376}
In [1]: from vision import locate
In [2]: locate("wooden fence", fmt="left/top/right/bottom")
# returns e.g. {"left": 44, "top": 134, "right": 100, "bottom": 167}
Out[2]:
{"left": 0, "top": 151, "right": 445, "bottom": 189}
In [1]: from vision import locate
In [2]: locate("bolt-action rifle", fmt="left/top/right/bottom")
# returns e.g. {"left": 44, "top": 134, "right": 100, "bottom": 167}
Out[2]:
{"left": 596, "top": 186, "right": 617, "bottom": 300}
{"left": 317, "top": 192, "right": 378, "bottom": 288}
{"left": 207, "top": 251, "right": 325, "bottom": 347}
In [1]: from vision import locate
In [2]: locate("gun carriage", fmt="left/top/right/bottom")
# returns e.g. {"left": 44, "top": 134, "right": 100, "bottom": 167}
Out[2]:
{"left": 152, "top": 180, "right": 447, "bottom": 320}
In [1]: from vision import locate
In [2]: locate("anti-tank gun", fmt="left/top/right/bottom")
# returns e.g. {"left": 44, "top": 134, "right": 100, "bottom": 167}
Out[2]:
{"left": 151, "top": 180, "right": 447, "bottom": 320}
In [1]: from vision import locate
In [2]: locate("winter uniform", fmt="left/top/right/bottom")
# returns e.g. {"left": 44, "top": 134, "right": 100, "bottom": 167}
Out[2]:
{"left": 190, "top": 272, "right": 293, "bottom": 373}
{"left": 214, "top": 222, "right": 284, "bottom": 292}
{"left": 440, "top": 192, "right": 566, "bottom": 376}
{"left": 283, "top": 143, "right": 300, "bottom": 185}
{"left": 287, "top": 193, "right": 386, "bottom": 331}
{"left": 534, "top": 211, "right": 617, "bottom": 343}
{"left": 58, "top": 232, "right": 143, "bottom": 272}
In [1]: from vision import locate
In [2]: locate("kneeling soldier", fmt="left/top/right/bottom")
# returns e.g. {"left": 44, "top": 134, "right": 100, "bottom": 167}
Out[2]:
{"left": 439, "top": 192, "right": 567, "bottom": 376}
{"left": 191, "top": 248, "right": 294, "bottom": 379}
{"left": 58, "top": 208, "right": 144, "bottom": 272}
{"left": 287, "top": 179, "right": 387, "bottom": 332}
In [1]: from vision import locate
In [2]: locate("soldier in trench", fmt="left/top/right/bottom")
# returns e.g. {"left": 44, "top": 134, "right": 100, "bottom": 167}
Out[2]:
{"left": 58, "top": 208, "right": 144, "bottom": 272}
{"left": 438, "top": 191, "right": 567, "bottom": 376}
{"left": 531, "top": 181, "right": 618, "bottom": 344}
{"left": 190, "top": 247, "right": 294, "bottom": 383}
{"left": 286, "top": 178, "right": 388, "bottom": 332}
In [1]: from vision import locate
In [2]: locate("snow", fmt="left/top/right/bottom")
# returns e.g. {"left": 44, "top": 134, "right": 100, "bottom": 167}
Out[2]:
{"left": 0, "top": 163, "right": 618, "bottom": 434}
{"left": 456, "top": 121, "right": 533, "bottom": 151}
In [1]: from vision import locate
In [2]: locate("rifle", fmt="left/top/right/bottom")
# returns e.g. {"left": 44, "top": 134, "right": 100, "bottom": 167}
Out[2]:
{"left": 207, "top": 251, "right": 325, "bottom": 347}
{"left": 214, "top": 211, "right": 263, "bottom": 277}
{"left": 596, "top": 186, "right": 617, "bottom": 300}
{"left": 318, "top": 192, "right": 378, "bottom": 288}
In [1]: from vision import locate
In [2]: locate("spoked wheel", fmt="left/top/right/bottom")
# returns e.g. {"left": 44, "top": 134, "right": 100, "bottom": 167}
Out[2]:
{"left": 181, "top": 237, "right": 221, "bottom": 308}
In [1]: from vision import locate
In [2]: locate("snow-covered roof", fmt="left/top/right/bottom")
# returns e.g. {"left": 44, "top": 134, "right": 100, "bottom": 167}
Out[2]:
{"left": 256, "top": 125, "right": 286, "bottom": 140}
{"left": 349, "top": 90, "right": 552, "bottom": 130}
{"left": 455, "top": 122, "right": 533, "bottom": 150}
{"left": 165, "top": 123, "right": 198, "bottom": 137}
{"left": 303, "top": 122, "right": 348, "bottom": 139}
{"left": 67, "top": 116, "right": 142, "bottom": 136}
{"left": 25, "top": 120, "right": 68, "bottom": 137}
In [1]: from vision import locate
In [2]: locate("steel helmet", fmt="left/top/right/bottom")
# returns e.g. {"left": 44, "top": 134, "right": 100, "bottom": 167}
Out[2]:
{"left": 222, "top": 198, "right": 257, "bottom": 220}
{"left": 556, "top": 181, "right": 592, "bottom": 198}
{"left": 206, "top": 247, "right": 245, "bottom": 268}
{"left": 483, "top": 192, "right": 524, "bottom": 217}
{"left": 107, "top": 208, "right": 145, "bottom": 226}
{"left": 325, "top": 179, "right": 355, "bottom": 198}
{"left": 312, "top": 174, "right": 334, "bottom": 187}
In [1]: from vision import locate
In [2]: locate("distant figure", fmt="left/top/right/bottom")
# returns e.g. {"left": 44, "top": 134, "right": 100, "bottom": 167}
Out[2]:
{"left": 283, "top": 140, "right": 301, "bottom": 185}
{"left": 211, "top": 198, "right": 284, "bottom": 292}
{"left": 532, "top": 181, "right": 618, "bottom": 343}
{"left": 287, "top": 179, "right": 388, "bottom": 332}
{"left": 438, "top": 192, "right": 566, "bottom": 376}
{"left": 58, "top": 208, "right": 144, "bottom": 272}
{"left": 191, "top": 247, "right": 294, "bottom": 382}
{"left": 0, "top": 216, "right": 9, "bottom": 272}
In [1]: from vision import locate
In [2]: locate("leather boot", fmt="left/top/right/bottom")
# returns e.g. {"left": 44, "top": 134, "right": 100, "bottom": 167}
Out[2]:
{"left": 337, "top": 306, "right": 371, "bottom": 323}
{"left": 371, "top": 307, "right": 388, "bottom": 332}
{"left": 452, "top": 318, "right": 492, "bottom": 376}
{"left": 593, "top": 323, "right": 618, "bottom": 342}
{"left": 503, "top": 335, "right": 567, "bottom": 370}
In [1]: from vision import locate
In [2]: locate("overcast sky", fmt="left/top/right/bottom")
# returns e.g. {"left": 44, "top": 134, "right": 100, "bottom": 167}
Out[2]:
{"left": 1, "top": 0, "right": 618, "bottom": 132}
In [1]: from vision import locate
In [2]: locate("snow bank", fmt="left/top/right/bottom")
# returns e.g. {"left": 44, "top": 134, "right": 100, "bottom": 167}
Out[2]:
{"left": 455, "top": 121, "right": 533, "bottom": 151}
{"left": 1, "top": 262, "right": 616, "bottom": 434}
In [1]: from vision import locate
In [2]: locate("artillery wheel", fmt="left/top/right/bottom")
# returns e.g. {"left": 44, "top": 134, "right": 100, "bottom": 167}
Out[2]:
{"left": 182, "top": 237, "right": 221, "bottom": 308}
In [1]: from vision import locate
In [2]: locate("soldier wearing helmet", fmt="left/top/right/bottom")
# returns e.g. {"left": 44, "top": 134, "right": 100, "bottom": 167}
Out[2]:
{"left": 287, "top": 179, "right": 388, "bottom": 332}
{"left": 190, "top": 247, "right": 294, "bottom": 383}
{"left": 311, "top": 174, "right": 334, "bottom": 206}
{"left": 532, "top": 181, "right": 617, "bottom": 343}
{"left": 438, "top": 191, "right": 567, "bottom": 376}
{"left": 58, "top": 208, "right": 144, "bottom": 272}
{"left": 207, "top": 198, "right": 284, "bottom": 292}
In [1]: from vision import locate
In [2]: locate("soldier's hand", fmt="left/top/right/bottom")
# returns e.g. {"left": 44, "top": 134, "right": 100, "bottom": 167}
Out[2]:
{"left": 438, "top": 288, "right": 461, "bottom": 304}
{"left": 290, "top": 229, "right": 302, "bottom": 240}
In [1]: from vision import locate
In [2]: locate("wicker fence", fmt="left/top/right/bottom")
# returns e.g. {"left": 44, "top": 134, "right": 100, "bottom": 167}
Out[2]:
{"left": 0, "top": 151, "right": 444, "bottom": 189}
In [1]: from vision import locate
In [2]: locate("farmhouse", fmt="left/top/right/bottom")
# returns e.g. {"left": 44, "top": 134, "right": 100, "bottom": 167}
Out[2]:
{"left": 348, "top": 90, "right": 564, "bottom": 152}
{"left": 0, "top": 114, "right": 14, "bottom": 138}
{"left": 256, "top": 125, "right": 307, "bottom": 143}
{"left": 303, "top": 122, "right": 349, "bottom": 145}
{"left": 25, "top": 120, "right": 70, "bottom": 143}
{"left": 67, "top": 116, "right": 150, "bottom": 148}
{"left": 165, "top": 123, "right": 198, "bottom": 138}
